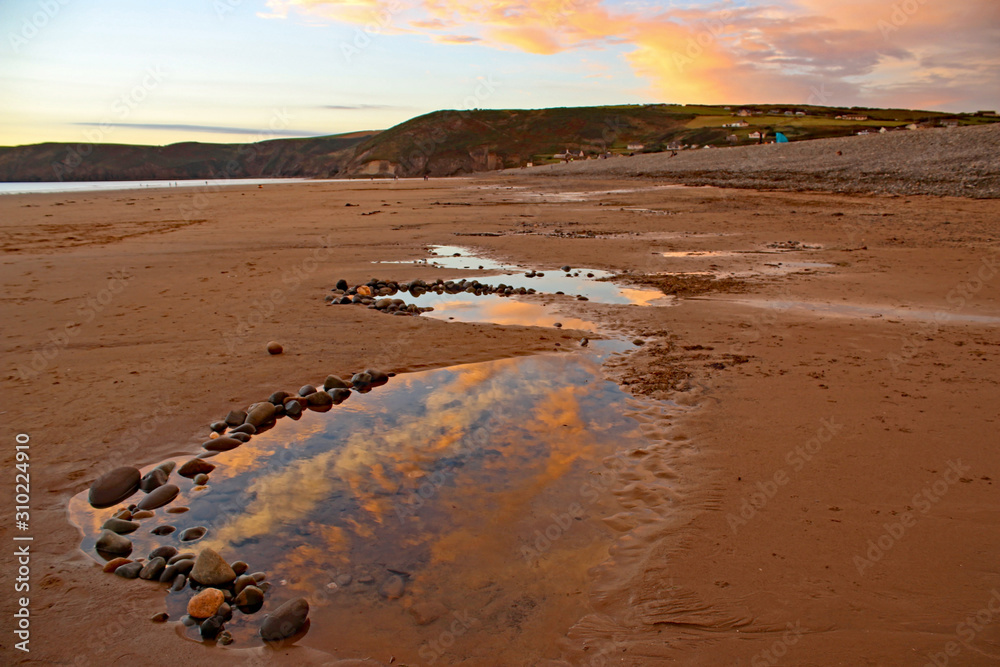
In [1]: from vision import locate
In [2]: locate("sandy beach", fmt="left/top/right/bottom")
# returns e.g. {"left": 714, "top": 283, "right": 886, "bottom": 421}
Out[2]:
{"left": 2, "top": 176, "right": 999, "bottom": 666}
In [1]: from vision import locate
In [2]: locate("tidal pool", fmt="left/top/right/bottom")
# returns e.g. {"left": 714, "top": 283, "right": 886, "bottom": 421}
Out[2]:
{"left": 70, "top": 344, "right": 662, "bottom": 664}
{"left": 368, "top": 245, "right": 671, "bottom": 329}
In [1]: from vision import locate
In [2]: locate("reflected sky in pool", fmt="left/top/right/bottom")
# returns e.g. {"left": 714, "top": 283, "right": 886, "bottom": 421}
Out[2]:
{"left": 69, "top": 348, "right": 651, "bottom": 663}
{"left": 373, "top": 245, "right": 672, "bottom": 329}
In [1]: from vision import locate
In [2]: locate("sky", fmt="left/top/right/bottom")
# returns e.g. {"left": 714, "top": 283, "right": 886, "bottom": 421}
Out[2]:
{"left": 1, "top": 0, "right": 997, "bottom": 147}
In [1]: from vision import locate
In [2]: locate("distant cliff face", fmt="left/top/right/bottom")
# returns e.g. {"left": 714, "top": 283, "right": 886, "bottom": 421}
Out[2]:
{"left": 337, "top": 106, "right": 697, "bottom": 178}
{"left": 0, "top": 106, "right": 698, "bottom": 182}
{"left": 3, "top": 104, "right": 980, "bottom": 182}
{"left": 0, "top": 133, "right": 377, "bottom": 182}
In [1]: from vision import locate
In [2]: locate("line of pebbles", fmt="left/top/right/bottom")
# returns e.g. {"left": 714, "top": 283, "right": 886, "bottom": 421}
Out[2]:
{"left": 85, "top": 369, "right": 392, "bottom": 645}
{"left": 324, "top": 276, "right": 540, "bottom": 314}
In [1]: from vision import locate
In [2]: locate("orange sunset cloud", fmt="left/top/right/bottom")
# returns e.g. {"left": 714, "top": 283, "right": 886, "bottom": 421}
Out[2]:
{"left": 261, "top": 0, "right": 999, "bottom": 108}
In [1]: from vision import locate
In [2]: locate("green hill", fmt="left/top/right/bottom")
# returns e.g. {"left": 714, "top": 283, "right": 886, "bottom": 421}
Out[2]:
{"left": 1, "top": 104, "right": 995, "bottom": 181}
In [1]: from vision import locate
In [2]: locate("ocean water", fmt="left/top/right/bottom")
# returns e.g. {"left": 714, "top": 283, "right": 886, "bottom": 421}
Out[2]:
{"left": 0, "top": 178, "right": 361, "bottom": 196}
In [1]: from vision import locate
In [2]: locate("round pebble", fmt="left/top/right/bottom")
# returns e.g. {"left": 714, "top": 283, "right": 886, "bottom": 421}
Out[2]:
{"left": 88, "top": 466, "right": 141, "bottom": 509}
{"left": 136, "top": 484, "right": 179, "bottom": 511}
{"left": 179, "top": 526, "right": 207, "bottom": 542}
{"left": 260, "top": 598, "right": 309, "bottom": 642}
{"left": 102, "top": 557, "right": 132, "bottom": 573}
{"left": 115, "top": 562, "right": 143, "bottom": 579}
{"left": 178, "top": 459, "right": 215, "bottom": 478}
{"left": 96, "top": 529, "right": 132, "bottom": 556}
{"left": 266, "top": 341, "right": 283, "bottom": 355}
{"left": 188, "top": 588, "right": 225, "bottom": 619}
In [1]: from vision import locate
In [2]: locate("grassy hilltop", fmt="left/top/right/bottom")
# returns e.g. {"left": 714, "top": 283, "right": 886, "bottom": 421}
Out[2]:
{"left": 2, "top": 104, "right": 996, "bottom": 181}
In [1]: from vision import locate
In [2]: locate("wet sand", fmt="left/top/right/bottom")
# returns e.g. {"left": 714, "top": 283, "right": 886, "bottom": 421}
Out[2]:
{"left": 2, "top": 178, "right": 999, "bottom": 665}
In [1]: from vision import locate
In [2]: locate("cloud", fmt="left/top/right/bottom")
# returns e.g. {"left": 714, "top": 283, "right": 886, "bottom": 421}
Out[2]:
{"left": 321, "top": 103, "right": 408, "bottom": 110}
{"left": 74, "top": 122, "right": 326, "bottom": 137}
{"left": 432, "top": 34, "right": 481, "bottom": 45}
{"left": 260, "top": 0, "right": 1000, "bottom": 110}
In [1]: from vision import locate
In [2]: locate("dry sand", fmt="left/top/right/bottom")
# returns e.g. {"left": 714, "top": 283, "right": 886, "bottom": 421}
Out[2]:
{"left": 2, "top": 176, "right": 999, "bottom": 666}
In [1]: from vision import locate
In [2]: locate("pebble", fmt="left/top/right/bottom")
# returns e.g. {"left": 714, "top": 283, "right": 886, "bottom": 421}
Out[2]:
{"left": 217, "top": 630, "right": 234, "bottom": 645}
{"left": 210, "top": 421, "right": 228, "bottom": 433}
{"left": 150, "top": 612, "right": 169, "bottom": 623}
{"left": 554, "top": 322, "right": 563, "bottom": 328}
{"left": 260, "top": 597, "right": 309, "bottom": 642}
{"left": 158, "top": 563, "right": 183, "bottom": 583}
{"left": 633, "top": 338, "right": 645, "bottom": 346}
{"left": 193, "top": 473, "right": 210, "bottom": 485}
{"left": 102, "top": 557, "right": 132, "bottom": 573}
{"left": 115, "top": 562, "right": 144, "bottom": 579}
{"left": 148, "top": 546, "right": 178, "bottom": 561}
{"left": 561, "top": 265, "right": 571, "bottom": 272}
{"left": 336, "top": 279, "right": 348, "bottom": 291}
{"left": 136, "top": 483, "right": 179, "bottom": 510}
{"left": 329, "top": 388, "right": 351, "bottom": 404}
{"left": 179, "top": 526, "right": 207, "bottom": 542}
{"left": 156, "top": 461, "right": 176, "bottom": 475}
{"left": 228, "top": 432, "right": 251, "bottom": 443}
{"left": 269, "top": 391, "right": 292, "bottom": 405}
{"left": 170, "top": 574, "right": 187, "bottom": 592}
{"left": 298, "top": 384, "right": 317, "bottom": 397}
{"left": 218, "top": 603, "right": 232, "bottom": 620}
{"left": 178, "top": 458, "right": 215, "bottom": 478}
{"left": 113, "top": 509, "right": 132, "bottom": 520}
{"left": 203, "top": 436, "right": 242, "bottom": 452}
{"left": 408, "top": 601, "right": 448, "bottom": 626}
{"left": 139, "top": 557, "right": 166, "bottom": 580}
{"left": 224, "top": 410, "right": 247, "bottom": 427}
{"left": 130, "top": 510, "right": 155, "bottom": 520}
{"left": 323, "top": 375, "right": 350, "bottom": 390}
{"left": 379, "top": 575, "right": 405, "bottom": 599}
{"left": 266, "top": 341, "right": 283, "bottom": 355}
{"left": 96, "top": 529, "right": 132, "bottom": 556}
{"left": 190, "top": 548, "right": 236, "bottom": 586}
{"left": 335, "top": 574, "right": 352, "bottom": 586}
{"left": 180, "top": 615, "right": 197, "bottom": 627}
{"left": 234, "top": 585, "right": 264, "bottom": 612}
{"left": 250, "top": 571, "right": 267, "bottom": 583}
{"left": 151, "top": 525, "right": 176, "bottom": 536}
{"left": 88, "top": 466, "right": 141, "bottom": 508}
{"left": 305, "top": 391, "right": 333, "bottom": 407}
{"left": 245, "top": 402, "right": 276, "bottom": 428}
{"left": 168, "top": 552, "right": 195, "bottom": 565}
{"left": 233, "top": 574, "right": 256, "bottom": 597}
{"left": 188, "top": 588, "right": 225, "bottom": 618}
{"left": 200, "top": 615, "right": 225, "bottom": 640}
{"left": 580, "top": 337, "right": 589, "bottom": 346}
{"left": 351, "top": 372, "right": 373, "bottom": 389}
{"left": 231, "top": 561, "right": 249, "bottom": 576}
{"left": 172, "top": 559, "right": 196, "bottom": 575}
{"left": 101, "top": 517, "right": 140, "bottom": 534}
{"left": 230, "top": 423, "right": 256, "bottom": 435}
{"left": 139, "top": 468, "right": 168, "bottom": 493}
{"left": 366, "top": 369, "right": 389, "bottom": 386}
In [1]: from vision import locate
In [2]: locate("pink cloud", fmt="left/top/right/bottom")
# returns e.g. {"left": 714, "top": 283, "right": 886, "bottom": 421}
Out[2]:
{"left": 261, "top": 0, "right": 1000, "bottom": 110}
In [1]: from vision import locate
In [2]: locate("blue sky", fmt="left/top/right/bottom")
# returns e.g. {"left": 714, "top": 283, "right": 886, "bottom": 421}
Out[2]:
{"left": 1, "top": 0, "right": 997, "bottom": 146}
